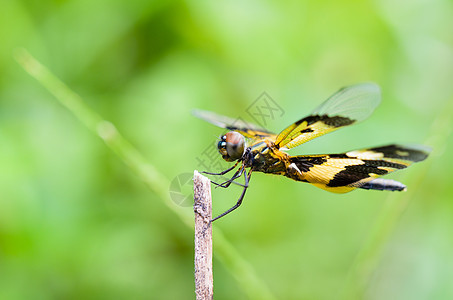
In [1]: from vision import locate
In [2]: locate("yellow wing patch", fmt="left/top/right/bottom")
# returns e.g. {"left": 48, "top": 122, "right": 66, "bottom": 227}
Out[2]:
{"left": 286, "top": 144, "right": 430, "bottom": 193}
{"left": 276, "top": 115, "right": 355, "bottom": 149}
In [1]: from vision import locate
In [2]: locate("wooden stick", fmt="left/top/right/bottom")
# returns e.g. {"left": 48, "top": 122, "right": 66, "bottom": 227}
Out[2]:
{"left": 193, "top": 171, "right": 213, "bottom": 300}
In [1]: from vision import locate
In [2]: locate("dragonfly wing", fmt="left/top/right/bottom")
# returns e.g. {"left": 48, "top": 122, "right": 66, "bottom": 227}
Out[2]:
{"left": 276, "top": 83, "right": 381, "bottom": 150}
{"left": 287, "top": 144, "right": 430, "bottom": 193}
{"left": 193, "top": 109, "right": 276, "bottom": 139}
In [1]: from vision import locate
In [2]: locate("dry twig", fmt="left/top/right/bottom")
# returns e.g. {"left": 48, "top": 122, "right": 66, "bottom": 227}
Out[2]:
{"left": 193, "top": 171, "right": 213, "bottom": 300}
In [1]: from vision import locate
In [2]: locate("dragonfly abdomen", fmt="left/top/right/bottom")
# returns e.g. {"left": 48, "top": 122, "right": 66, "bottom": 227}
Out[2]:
{"left": 359, "top": 178, "right": 407, "bottom": 191}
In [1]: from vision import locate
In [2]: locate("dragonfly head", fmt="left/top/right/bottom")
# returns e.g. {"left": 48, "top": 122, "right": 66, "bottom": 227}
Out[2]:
{"left": 218, "top": 131, "right": 245, "bottom": 162}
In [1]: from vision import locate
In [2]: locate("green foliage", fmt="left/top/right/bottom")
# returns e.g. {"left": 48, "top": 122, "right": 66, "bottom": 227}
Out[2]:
{"left": 1, "top": 0, "right": 453, "bottom": 299}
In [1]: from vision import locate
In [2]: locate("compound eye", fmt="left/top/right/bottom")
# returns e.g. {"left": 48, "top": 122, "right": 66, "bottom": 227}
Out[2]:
{"left": 217, "top": 137, "right": 228, "bottom": 156}
{"left": 224, "top": 132, "right": 245, "bottom": 161}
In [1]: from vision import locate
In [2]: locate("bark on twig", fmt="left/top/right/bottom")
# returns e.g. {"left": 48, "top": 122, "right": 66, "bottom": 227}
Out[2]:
{"left": 193, "top": 170, "right": 213, "bottom": 300}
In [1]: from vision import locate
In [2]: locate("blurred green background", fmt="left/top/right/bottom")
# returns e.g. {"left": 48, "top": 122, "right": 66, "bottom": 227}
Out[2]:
{"left": 1, "top": 0, "right": 453, "bottom": 299}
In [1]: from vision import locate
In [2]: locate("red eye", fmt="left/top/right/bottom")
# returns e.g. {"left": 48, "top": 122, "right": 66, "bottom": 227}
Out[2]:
{"left": 225, "top": 132, "right": 243, "bottom": 145}
{"left": 220, "top": 132, "right": 245, "bottom": 161}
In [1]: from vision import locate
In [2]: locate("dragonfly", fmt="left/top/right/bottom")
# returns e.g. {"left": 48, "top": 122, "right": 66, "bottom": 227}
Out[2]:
{"left": 194, "top": 83, "right": 430, "bottom": 222}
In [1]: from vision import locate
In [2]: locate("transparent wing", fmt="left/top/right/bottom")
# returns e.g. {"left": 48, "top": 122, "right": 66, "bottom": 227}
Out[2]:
{"left": 275, "top": 83, "right": 381, "bottom": 150}
{"left": 192, "top": 109, "right": 276, "bottom": 139}
{"left": 312, "top": 83, "right": 381, "bottom": 122}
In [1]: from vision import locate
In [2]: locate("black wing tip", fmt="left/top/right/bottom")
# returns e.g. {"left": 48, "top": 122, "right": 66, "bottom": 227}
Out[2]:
{"left": 371, "top": 144, "right": 431, "bottom": 162}
{"left": 397, "top": 144, "right": 432, "bottom": 162}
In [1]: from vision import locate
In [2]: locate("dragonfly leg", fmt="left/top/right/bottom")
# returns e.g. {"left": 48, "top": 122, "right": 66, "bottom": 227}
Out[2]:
{"left": 211, "top": 179, "right": 246, "bottom": 188}
{"left": 212, "top": 167, "right": 246, "bottom": 189}
{"left": 201, "top": 161, "right": 239, "bottom": 176}
{"left": 211, "top": 169, "right": 252, "bottom": 222}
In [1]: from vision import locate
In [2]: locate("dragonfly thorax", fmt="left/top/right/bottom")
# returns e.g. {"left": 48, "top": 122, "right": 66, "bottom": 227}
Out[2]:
{"left": 218, "top": 131, "right": 245, "bottom": 162}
